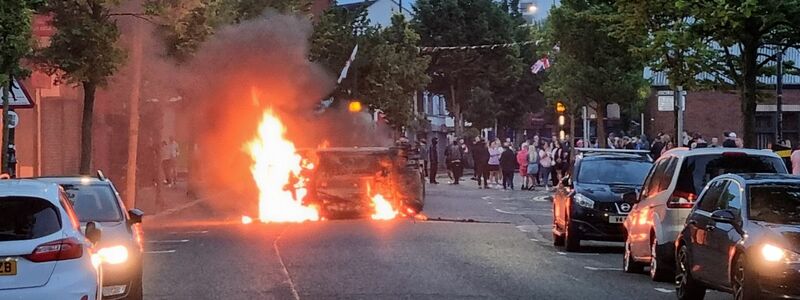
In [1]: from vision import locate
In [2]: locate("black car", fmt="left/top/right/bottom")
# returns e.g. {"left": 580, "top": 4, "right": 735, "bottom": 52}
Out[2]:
{"left": 36, "top": 172, "right": 145, "bottom": 300}
{"left": 553, "top": 149, "right": 653, "bottom": 251}
{"left": 676, "top": 174, "right": 800, "bottom": 300}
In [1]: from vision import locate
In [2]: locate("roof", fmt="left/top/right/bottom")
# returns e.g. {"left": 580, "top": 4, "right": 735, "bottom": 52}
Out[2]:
{"left": 35, "top": 176, "right": 109, "bottom": 186}
{"left": 717, "top": 173, "right": 800, "bottom": 184}
{"left": 0, "top": 179, "right": 61, "bottom": 200}
{"left": 645, "top": 47, "right": 800, "bottom": 87}
{"left": 337, "top": 0, "right": 376, "bottom": 11}
{"left": 661, "top": 147, "right": 780, "bottom": 158}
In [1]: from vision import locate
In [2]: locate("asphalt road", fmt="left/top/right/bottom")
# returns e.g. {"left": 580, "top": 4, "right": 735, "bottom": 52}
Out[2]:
{"left": 140, "top": 176, "right": 729, "bottom": 299}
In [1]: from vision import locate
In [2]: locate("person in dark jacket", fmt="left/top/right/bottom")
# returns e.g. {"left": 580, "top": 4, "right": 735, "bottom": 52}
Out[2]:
{"left": 429, "top": 137, "right": 440, "bottom": 184}
{"left": 472, "top": 137, "right": 490, "bottom": 189}
{"left": 445, "top": 140, "right": 464, "bottom": 184}
{"left": 499, "top": 144, "right": 517, "bottom": 190}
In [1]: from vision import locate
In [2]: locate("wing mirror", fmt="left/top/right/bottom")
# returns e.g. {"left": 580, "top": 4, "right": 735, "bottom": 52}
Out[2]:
{"left": 128, "top": 208, "right": 144, "bottom": 225}
{"left": 85, "top": 221, "right": 102, "bottom": 244}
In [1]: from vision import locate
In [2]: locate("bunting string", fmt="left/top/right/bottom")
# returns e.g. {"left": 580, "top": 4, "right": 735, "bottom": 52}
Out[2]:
{"left": 418, "top": 40, "right": 539, "bottom": 53}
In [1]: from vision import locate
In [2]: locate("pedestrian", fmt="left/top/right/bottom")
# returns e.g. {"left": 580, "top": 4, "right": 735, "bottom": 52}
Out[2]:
{"left": 527, "top": 144, "right": 540, "bottom": 190}
{"left": 539, "top": 142, "right": 554, "bottom": 191}
{"left": 791, "top": 145, "right": 800, "bottom": 175}
{"left": 736, "top": 137, "right": 744, "bottom": 148}
{"left": 651, "top": 133, "right": 665, "bottom": 160}
{"left": 517, "top": 143, "right": 530, "bottom": 190}
{"left": 168, "top": 137, "right": 180, "bottom": 186}
{"left": 723, "top": 132, "right": 738, "bottom": 147}
{"left": 419, "top": 139, "right": 429, "bottom": 179}
{"left": 607, "top": 133, "right": 616, "bottom": 149}
{"left": 488, "top": 141, "right": 503, "bottom": 188}
{"left": 500, "top": 143, "right": 517, "bottom": 190}
{"left": 429, "top": 137, "right": 440, "bottom": 184}
{"left": 445, "top": 140, "right": 464, "bottom": 185}
{"left": 473, "top": 137, "right": 490, "bottom": 189}
{"left": 554, "top": 141, "right": 569, "bottom": 182}
{"left": 160, "top": 140, "right": 173, "bottom": 186}
{"left": 662, "top": 139, "right": 675, "bottom": 156}
{"left": 710, "top": 137, "right": 720, "bottom": 147}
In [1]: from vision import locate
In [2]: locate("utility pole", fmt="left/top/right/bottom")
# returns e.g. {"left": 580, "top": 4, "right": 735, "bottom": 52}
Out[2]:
{"left": 675, "top": 85, "right": 684, "bottom": 146}
{"left": 776, "top": 48, "right": 784, "bottom": 144}
{"left": 582, "top": 106, "right": 589, "bottom": 144}
{"left": 125, "top": 18, "right": 143, "bottom": 209}
{"left": 1, "top": 75, "right": 11, "bottom": 173}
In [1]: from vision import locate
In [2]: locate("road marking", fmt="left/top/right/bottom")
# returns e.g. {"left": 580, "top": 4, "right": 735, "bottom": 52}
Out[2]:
{"left": 145, "top": 250, "right": 176, "bottom": 254}
{"left": 530, "top": 238, "right": 540, "bottom": 242}
{"left": 532, "top": 195, "right": 552, "bottom": 202}
{"left": 481, "top": 196, "right": 491, "bottom": 200}
{"left": 556, "top": 252, "right": 600, "bottom": 256}
{"left": 654, "top": 288, "right": 674, "bottom": 293}
{"left": 516, "top": 225, "right": 538, "bottom": 232}
{"left": 274, "top": 230, "right": 301, "bottom": 300}
{"left": 583, "top": 266, "right": 622, "bottom": 271}
{"left": 174, "top": 230, "right": 208, "bottom": 234}
{"left": 147, "top": 239, "right": 189, "bottom": 244}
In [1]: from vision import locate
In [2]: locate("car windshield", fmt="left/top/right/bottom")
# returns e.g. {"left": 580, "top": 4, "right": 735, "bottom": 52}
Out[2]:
{"left": 62, "top": 184, "right": 123, "bottom": 222}
{"left": 674, "top": 154, "right": 787, "bottom": 195}
{"left": 577, "top": 159, "right": 652, "bottom": 185}
{"left": 0, "top": 197, "right": 61, "bottom": 241}
{"left": 318, "top": 153, "right": 391, "bottom": 176}
{"left": 749, "top": 185, "right": 800, "bottom": 225}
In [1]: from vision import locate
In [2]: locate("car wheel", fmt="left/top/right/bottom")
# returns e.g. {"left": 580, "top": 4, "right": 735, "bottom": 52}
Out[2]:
{"left": 649, "top": 238, "right": 671, "bottom": 282}
{"left": 553, "top": 232, "right": 565, "bottom": 247}
{"left": 126, "top": 272, "right": 144, "bottom": 300}
{"left": 676, "top": 245, "right": 706, "bottom": 300}
{"left": 733, "top": 255, "right": 760, "bottom": 300}
{"left": 564, "top": 219, "right": 581, "bottom": 252}
{"left": 623, "top": 238, "right": 645, "bottom": 274}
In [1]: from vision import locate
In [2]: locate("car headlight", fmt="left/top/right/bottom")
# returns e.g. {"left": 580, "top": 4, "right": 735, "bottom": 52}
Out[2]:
{"left": 97, "top": 245, "right": 129, "bottom": 265}
{"left": 761, "top": 244, "right": 800, "bottom": 264}
{"left": 574, "top": 194, "right": 595, "bottom": 209}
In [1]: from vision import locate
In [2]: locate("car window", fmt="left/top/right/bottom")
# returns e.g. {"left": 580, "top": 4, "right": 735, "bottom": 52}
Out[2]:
{"left": 749, "top": 185, "right": 800, "bottom": 225}
{"left": 576, "top": 159, "right": 652, "bottom": 185}
{"left": 716, "top": 181, "right": 743, "bottom": 213}
{"left": 674, "top": 154, "right": 785, "bottom": 196}
{"left": 62, "top": 184, "right": 123, "bottom": 222}
{"left": 644, "top": 159, "right": 669, "bottom": 197}
{"left": 697, "top": 180, "right": 725, "bottom": 212}
{"left": 59, "top": 192, "right": 81, "bottom": 231}
{"left": 657, "top": 158, "right": 678, "bottom": 193}
{"left": 0, "top": 196, "right": 62, "bottom": 241}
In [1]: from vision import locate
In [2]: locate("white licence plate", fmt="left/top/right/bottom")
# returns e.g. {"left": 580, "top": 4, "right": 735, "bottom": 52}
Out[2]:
{"left": 609, "top": 216, "right": 627, "bottom": 224}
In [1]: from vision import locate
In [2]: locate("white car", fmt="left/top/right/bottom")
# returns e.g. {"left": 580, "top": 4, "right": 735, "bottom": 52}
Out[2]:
{"left": 623, "top": 147, "right": 787, "bottom": 281}
{"left": 0, "top": 180, "right": 103, "bottom": 300}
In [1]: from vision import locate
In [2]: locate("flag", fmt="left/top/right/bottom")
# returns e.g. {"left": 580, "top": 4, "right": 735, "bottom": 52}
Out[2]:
{"left": 337, "top": 44, "right": 359, "bottom": 84}
{"left": 531, "top": 57, "right": 550, "bottom": 74}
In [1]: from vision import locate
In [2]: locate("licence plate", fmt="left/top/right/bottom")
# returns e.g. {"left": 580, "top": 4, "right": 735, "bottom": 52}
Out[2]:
{"left": 0, "top": 260, "right": 17, "bottom": 276}
{"left": 609, "top": 216, "right": 627, "bottom": 224}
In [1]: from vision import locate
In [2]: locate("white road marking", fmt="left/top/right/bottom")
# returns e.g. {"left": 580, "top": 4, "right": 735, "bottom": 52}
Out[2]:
{"left": 532, "top": 196, "right": 551, "bottom": 202}
{"left": 481, "top": 196, "right": 492, "bottom": 200}
{"left": 145, "top": 250, "right": 176, "bottom": 254}
{"left": 583, "top": 266, "right": 622, "bottom": 271}
{"left": 175, "top": 230, "right": 208, "bottom": 234}
{"left": 147, "top": 239, "right": 189, "bottom": 244}
{"left": 654, "top": 288, "right": 674, "bottom": 293}
{"left": 516, "top": 225, "right": 539, "bottom": 232}
{"left": 556, "top": 252, "right": 600, "bottom": 256}
{"left": 273, "top": 230, "right": 301, "bottom": 300}
{"left": 530, "top": 238, "right": 540, "bottom": 242}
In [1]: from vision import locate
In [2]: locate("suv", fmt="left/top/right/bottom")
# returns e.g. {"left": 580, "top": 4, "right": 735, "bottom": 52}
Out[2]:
{"left": 36, "top": 172, "right": 145, "bottom": 300}
{"left": 553, "top": 149, "right": 652, "bottom": 251}
{"left": 623, "top": 148, "right": 787, "bottom": 281}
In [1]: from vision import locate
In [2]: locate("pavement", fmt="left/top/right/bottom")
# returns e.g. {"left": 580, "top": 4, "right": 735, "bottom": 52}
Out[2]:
{"left": 139, "top": 175, "right": 728, "bottom": 299}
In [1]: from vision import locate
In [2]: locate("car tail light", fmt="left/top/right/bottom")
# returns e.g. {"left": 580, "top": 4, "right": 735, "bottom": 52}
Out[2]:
{"left": 667, "top": 191, "right": 696, "bottom": 209}
{"left": 24, "top": 237, "right": 83, "bottom": 262}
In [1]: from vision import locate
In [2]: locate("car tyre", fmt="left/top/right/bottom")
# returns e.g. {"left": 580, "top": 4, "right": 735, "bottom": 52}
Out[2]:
{"left": 564, "top": 219, "right": 581, "bottom": 252}
{"left": 649, "top": 238, "right": 671, "bottom": 282}
{"left": 126, "top": 271, "right": 144, "bottom": 300}
{"left": 676, "top": 245, "right": 706, "bottom": 300}
{"left": 733, "top": 254, "right": 760, "bottom": 300}
{"left": 623, "top": 238, "right": 645, "bottom": 274}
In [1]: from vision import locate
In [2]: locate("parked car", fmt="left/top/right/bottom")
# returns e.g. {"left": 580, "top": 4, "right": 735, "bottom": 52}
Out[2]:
{"left": 624, "top": 148, "right": 787, "bottom": 281}
{"left": 37, "top": 172, "right": 145, "bottom": 300}
{"left": 552, "top": 148, "right": 652, "bottom": 251}
{"left": 0, "top": 179, "right": 102, "bottom": 300}
{"left": 676, "top": 174, "right": 800, "bottom": 300}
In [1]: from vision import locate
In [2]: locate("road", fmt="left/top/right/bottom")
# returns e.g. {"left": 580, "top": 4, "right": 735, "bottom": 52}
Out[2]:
{"left": 141, "top": 177, "right": 729, "bottom": 299}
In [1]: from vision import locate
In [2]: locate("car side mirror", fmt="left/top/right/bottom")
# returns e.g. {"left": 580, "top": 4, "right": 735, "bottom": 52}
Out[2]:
{"left": 128, "top": 208, "right": 144, "bottom": 225}
{"left": 710, "top": 209, "right": 736, "bottom": 224}
{"left": 85, "top": 221, "right": 102, "bottom": 244}
{"left": 622, "top": 191, "right": 639, "bottom": 204}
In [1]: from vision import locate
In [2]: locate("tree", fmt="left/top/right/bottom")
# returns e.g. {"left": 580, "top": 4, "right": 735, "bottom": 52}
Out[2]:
{"left": 542, "top": 0, "right": 647, "bottom": 147}
{"left": 414, "top": 0, "right": 521, "bottom": 136}
{"left": 676, "top": 0, "right": 800, "bottom": 147}
{"left": 0, "top": 0, "right": 35, "bottom": 173}
{"left": 38, "top": 0, "right": 126, "bottom": 174}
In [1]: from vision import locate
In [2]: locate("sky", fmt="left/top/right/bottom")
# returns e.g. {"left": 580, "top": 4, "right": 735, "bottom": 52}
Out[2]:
{"left": 334, "top": 0, "right": 560, "bottom": 20}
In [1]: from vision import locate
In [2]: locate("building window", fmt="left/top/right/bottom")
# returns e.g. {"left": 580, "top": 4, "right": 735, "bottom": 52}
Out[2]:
{"left": 427, "top": 95, "right": 434, "bottom": 115}
{"left": 439, "top": 96, "right": 446, "bottom": 116}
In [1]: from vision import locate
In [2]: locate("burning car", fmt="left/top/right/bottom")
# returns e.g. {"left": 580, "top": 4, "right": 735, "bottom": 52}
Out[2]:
{"left": 302, "top": 146, "right": 425, "bottom": 219}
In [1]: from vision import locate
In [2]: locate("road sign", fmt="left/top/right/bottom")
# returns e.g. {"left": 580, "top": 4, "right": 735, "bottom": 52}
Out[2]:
{"left": 6, "top": 111, "right": 19, "bottom": 129}
{"left": 0, "top": 79, "right": 34, "bottom": 109}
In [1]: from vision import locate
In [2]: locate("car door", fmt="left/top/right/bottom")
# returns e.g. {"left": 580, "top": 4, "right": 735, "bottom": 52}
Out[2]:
{"left": 553, "top": 172, "right": 573, "bottom": 232}
{"left": 685, "top": 179, "right": 725, "bottom": 281}
{"left": 703, "top": 180, "right": 743, "bottom": 286}
{"left": 629, "top": 158, "right": 671, "bottom": 257}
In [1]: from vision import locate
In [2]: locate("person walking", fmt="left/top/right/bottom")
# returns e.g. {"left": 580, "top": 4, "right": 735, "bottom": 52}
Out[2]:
{"left": 527, "top": 144, "right": 540, "bottom": 190}
{"left": 429, "top": 137, "right": 440, "bottom": 184}
{"left": 488, "top": 141, "right": 503, "bottom": 189}
{"left": 539, "top": 142, "right": 554, "bottom": 191}
{"left": 445, "top": 140, "right": 464, "bottom": 185}
{"left": 554, "top": 141, "right": 569, "bottom": 183}
{"left": 473, "top": 137, "right": 490, "bottom": 189}
{"left": 500, "top": 143, "right": 517, "bottom": 190}
{"left": 517, "top": 143, "right": 530, "bottom": 190}
{"left": 419, "top": 139, "right": 429, "bottom": 180}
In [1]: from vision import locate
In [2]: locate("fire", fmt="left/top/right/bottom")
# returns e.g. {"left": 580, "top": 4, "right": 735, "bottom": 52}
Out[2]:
{"left": 245, "top": 108, "right": 319, "bottom": 223}
{"left": 370, "top": 194, "right": 398, "bottom": 220}
{"left": 241, "top": 215, "right": 253, "bottom": 224}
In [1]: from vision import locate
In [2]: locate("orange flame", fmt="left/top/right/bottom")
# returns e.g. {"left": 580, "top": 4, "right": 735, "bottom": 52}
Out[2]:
{"left": 245, "top": 108, "right": 319, "bottom": 223}
{"left": 241, "top": 215, "right": 253, "bottom": 224}
{"left": 371, "top": 194, "right": 398, "bottom": 220}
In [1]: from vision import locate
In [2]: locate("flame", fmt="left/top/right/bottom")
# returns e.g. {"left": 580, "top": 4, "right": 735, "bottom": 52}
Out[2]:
{"left": 241, "top": 215, "right": 253, "bottom": 224}
{"left": 371, "top": 194, "right": 398, "bottom": 220}
{"left": 246, "top": 108, "right": 319, "bottom": 223}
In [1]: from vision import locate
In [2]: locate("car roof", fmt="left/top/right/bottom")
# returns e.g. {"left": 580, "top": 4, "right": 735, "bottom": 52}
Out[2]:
{"left": 0, "top": 179, "right": 62, "bottom": 202}
{"left": 580, "top": 153, "right": 651, "bottom": 161}
{"left": 717, "top": 173, "right": 800, "bottom": 185}
{"left": 661, "top": 147, "right": 779, "bottom": 158}
{"left": 34, "top": 176, "right": 109, "bottom": 186}
{"left": 312, "top": 147, "right": 393, "bottom": 154}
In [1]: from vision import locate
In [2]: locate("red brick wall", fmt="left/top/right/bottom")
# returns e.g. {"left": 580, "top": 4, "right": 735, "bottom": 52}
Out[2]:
{"left": 40, "top": 97, "right": 82, "bottom": 175}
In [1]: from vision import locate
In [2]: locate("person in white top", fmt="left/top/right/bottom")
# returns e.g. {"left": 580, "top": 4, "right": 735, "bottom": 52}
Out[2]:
{"left": 791, "top": 147, "right": 800, "bottom": 175}
{"left": 539, "top": 141, "right": 554, "bottom": 190}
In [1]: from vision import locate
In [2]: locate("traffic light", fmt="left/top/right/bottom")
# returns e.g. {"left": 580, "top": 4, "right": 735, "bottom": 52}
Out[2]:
{"left": 556, "top": 101, "right": 566, "bottom": 140}
{"left": 348, "top": 100, "right": 362, "bottom": 112}
{"left": 558, "top": 115, "right": 566, "bottom": 126}
{"left": 556, "top": 102, "right": 566, "bottom": 114}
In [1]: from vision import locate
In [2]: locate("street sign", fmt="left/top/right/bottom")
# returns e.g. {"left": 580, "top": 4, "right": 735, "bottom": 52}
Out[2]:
{"left": 6, "top": 111, "right": 19, "bottom": 129}
{"left": 0, "top": 79, "right": 34, "bottom": 109}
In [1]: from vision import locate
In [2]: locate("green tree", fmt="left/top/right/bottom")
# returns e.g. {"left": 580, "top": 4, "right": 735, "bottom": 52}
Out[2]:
{"left": 0, "top": 0, "right": 35, "bottom": 172}
{"left": 676, "top": 0, "right": 800, "bottom": 147}
{"left": 542, "top": 0, "right": 646, "bottom": 147}
{"left": 38, "top": 0, "right": 127, "bottom": 174}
